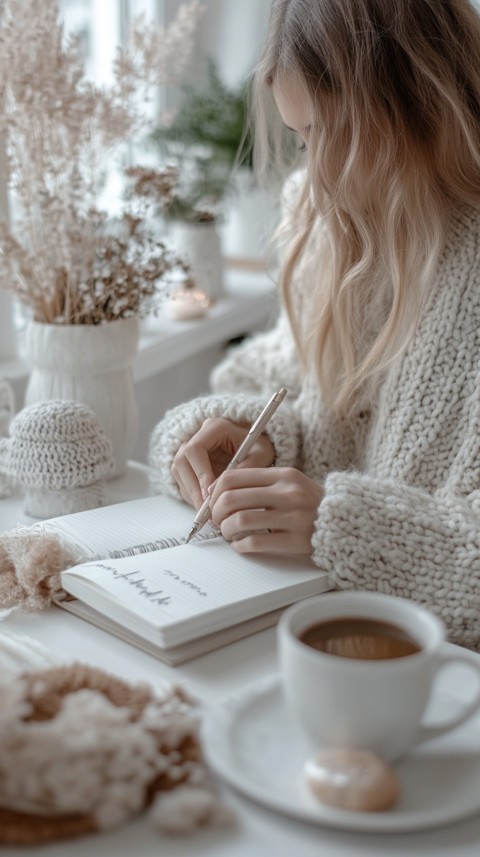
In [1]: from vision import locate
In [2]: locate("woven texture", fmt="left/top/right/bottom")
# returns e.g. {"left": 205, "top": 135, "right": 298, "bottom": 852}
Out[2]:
{"left": 149, "top": 199, "right": 480, "bottom": 649}
{"left": 0, "top": 664, "right": 203, "bottom": 844}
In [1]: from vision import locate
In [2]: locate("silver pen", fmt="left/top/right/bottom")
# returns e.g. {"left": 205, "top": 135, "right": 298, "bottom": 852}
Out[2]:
{"left": 184, "top": 386, "right": 288, "bottom": 544}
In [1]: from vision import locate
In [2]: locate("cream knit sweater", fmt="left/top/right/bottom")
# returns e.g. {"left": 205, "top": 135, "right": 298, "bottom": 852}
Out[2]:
{"left": 149, "top": 200, "right": 480, "bottom": 649}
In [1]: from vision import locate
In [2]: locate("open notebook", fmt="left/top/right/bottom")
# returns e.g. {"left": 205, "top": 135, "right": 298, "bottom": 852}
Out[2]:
{"left": 38, "top": 495, "right": 331, "bottom": 665}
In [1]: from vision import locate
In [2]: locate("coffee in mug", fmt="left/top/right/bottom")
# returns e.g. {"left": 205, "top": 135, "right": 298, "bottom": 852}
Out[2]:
{"left": 298, "top": 616, "right": 421, "bottom": 660}
{"left": 278, "top": 591, "right": 480, "bottom": 761}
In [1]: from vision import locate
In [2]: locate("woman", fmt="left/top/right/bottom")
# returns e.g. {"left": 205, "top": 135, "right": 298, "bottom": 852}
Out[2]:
{"left": 150, "top": 0, "right": 480, "bottom": 647}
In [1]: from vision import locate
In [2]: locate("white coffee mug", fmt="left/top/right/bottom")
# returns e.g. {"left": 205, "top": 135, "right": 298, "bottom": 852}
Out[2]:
{"left": 278, "top": 591, "right": 480, "bottom": 762}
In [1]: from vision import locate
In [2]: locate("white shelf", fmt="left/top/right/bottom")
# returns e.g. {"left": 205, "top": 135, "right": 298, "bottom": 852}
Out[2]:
{"left": 0, "top": 268, "right": 278, "bottom": 386}
{"left": 135, "top": 268, "right": 277, "bottom": 382}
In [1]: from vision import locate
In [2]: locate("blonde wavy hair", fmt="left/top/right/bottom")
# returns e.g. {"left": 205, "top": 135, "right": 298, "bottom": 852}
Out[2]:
{"left": 253, "top": 0, "right": 480, "bottom": 415}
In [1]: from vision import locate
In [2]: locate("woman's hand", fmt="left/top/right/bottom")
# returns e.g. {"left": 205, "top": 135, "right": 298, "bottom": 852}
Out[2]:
{"left": 171, "top": 417, "right": 276, "bottom": 509}
{"left": 208, "top": 466, "right": 324, "bottom": 556}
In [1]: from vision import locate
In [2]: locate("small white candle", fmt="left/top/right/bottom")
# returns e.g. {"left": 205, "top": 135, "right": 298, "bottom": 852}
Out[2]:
{"left": 163, "top": 288, "right": 210, "bottom": 321}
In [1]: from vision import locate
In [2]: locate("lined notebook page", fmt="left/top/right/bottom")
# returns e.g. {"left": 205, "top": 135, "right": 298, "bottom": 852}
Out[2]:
{"left": 40, "top": 496, "right": 198, "bottom": 560}
{"left": 62, "top": 538, "right": 328, "bottom": 647}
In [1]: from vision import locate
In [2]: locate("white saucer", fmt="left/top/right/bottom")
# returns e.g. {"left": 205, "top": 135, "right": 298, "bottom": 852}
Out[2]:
{"left": 202, "top": 674, "right": 480, "bottom": 833}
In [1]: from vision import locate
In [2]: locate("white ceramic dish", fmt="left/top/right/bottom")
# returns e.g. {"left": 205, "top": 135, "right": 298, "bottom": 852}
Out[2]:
{"left": 202, "top": 672, "right": 480, "bottom": 833}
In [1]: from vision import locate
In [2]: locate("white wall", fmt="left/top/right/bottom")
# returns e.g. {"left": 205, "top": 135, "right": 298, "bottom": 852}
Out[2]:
{"left": 195, "top": 0, "right": 270, "bottom": 87}
{"left": 164, "top": 0, "right": 270, "bottom": 93}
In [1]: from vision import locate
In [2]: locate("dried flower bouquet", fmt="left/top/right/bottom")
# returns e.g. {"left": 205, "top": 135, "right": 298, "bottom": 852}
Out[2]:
{"left": 0, "top": 0, "right": 203, "bottom": 324}
{"left": 126, "top": 162, "right": 223, "bottom": 224}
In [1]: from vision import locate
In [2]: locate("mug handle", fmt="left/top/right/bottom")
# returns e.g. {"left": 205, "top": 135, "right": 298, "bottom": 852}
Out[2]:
{"left": 415, "top": 648, "right": 480, "bottom": 746}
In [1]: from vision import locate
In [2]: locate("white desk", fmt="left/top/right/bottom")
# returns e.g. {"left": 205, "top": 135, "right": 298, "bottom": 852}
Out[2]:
{"left": 2, "top": 467, "right": 480, "bottom": 856}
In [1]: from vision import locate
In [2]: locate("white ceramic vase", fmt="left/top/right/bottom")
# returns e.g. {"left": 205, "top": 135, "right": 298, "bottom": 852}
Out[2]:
{"left": 220, "top": 167, "right": 276, "bottom": 263}
{"left": 170, "top": 220, "right": 224, "bottom": 302}
{"left": 24, "top": 317, "right": 140, "bottom": 478}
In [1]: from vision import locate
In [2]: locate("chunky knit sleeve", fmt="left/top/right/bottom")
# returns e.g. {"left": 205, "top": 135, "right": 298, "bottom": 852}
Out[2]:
{"left": 312, "top": 471, "right": 480, "bottom": 649}
{"left": 148, "top": 388, "right": 301, "bottom": 498}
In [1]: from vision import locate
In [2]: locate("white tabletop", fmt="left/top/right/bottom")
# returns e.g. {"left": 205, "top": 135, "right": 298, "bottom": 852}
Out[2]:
{"left": 2, "top": 466, "right": 480, "bottom": 856}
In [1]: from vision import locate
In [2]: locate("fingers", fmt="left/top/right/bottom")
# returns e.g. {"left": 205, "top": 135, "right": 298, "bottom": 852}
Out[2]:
{"left": 238, "top": 432, "right": 276, "bottom": 469}
{"left": 220, "top": 508, "right": 277, "bottom": 537}
{"left": 171, "top": 443, "right": 204, "bottom": 509}
{"left": 208, "top": 467, "right": 324, "bottom": 556}
{"left": 170, "top": 414, "right": 277, "bottom": 513}
{"left": 209, "top": 467, "right": 296, "bottom": 509}
{"left": 219, "top": 507, "right": 307, "bottom": 549}
{"left": 171, "top": 418, "right": 251, "bottom": 509}
{"left": 231, "top": 531, "right": 307, "bottom": 555}
{"left": 211, "top": 487, "right": 291, "bottom": 525}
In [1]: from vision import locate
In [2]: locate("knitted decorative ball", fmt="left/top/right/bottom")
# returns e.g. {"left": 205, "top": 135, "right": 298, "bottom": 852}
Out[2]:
{"left": 0, "top": 377, "right": 14, "bottom": 498}
{"left": 0, "top": 400, "right": 115, "bottom": 517}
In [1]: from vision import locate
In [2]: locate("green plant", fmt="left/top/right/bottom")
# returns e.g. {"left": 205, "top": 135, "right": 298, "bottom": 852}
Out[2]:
{"left": 152, "top": 58, "right": 252, "bottom": 169}
{"left": 148, "top": 59, "right": 253, "bottom": 223}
